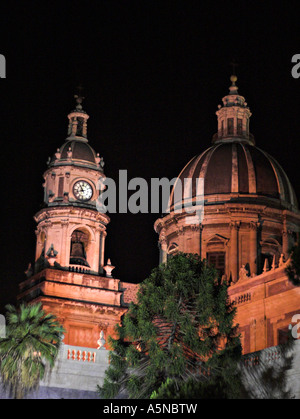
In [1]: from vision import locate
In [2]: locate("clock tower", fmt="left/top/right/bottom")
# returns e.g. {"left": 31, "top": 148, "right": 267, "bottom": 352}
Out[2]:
{"left": 35, "top": 93, "right": 108, "bottom": 275}
{"left": 18, "top": 95, "right": 136, "bottom": 348}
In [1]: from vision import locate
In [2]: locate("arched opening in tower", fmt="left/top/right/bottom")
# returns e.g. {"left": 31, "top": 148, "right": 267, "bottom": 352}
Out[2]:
{"left": 76, "top": 117, "right": 84, "bottom": 136}
{"left": 69, "top": 229, "right": 90, "bottom": 267}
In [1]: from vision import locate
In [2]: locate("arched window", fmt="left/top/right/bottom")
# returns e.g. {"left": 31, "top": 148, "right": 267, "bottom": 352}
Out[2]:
{"left": 76, "top": 117, "right": 84, "bottom": 136}
{"left": 207, "top": 252, "right": 225, "bottom": 277}
{"left": 70, "top": 229, "right": 90, "bottom": 267}
{"left": 167, "top": 242, "right": 178, "bottom": 259}
{"left": 227, "top": 118, "right": 234, "bottom": 135}
{"left": 260, "top": 238, "right": 281, "bottom": 273}
{"left": 206, "top": 234, "right": 228, "bottom": 277}
{"left": 237, "top": 118, "right": 243, "bottom": 135}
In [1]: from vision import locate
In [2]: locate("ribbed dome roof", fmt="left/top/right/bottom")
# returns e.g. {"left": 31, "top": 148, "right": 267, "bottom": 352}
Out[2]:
{"left": 170, "top": 142, "right": 298, "bottom": 210}
{"left": 170, "top": 75, "right": 298, "bottom": 211}
{"left": 48, "top": 139, "right": 101, "bottom": 169}
{"left": 60, "top": 140, "right": 97, "bottom": 163}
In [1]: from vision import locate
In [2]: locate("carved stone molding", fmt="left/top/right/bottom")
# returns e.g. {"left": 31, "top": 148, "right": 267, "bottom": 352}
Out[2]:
{"left": 230, "top": 220, "right": 240, "bottom": 230}
{"left": 159, "top": 237, "right": 167, "bottom": 247}
{"left": 178, "top": 226, "right": 185, "bottom": 236}
{"left": 95, "top": 225, "right": 104, "bottom": 234}
{"left": 190, "top": 224, "right": 201, "bottom": 232}
{"left": 249, "top": 221, "right": 259, "bottom": 231}
{"left": 159, "top": 227, "right": 167, "bottom": 243}
{"left": 43, "top": 220, "right": 53, "bottom": 229}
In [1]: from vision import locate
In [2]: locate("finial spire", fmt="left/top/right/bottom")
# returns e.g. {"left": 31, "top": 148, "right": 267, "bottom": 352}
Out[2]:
{"left": 213, "top": 71, "right": 254, "bottom": 145}
{"left": 229, "top": 74, "right": 238, "bottom": 95}
{"left": 67, "top": 86, "right": 89, "bottom": 140}
{"left": 229, "top": 60, "right": 239, "bottom": 93}
{"left": 230, "top": 59, "right": 238, "bottom": 76}
{"left": 230, "top": 74, "right": 238, "bottom": 86}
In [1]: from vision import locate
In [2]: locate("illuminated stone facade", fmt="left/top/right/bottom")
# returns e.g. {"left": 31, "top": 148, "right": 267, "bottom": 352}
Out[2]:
{"left": 18, "top": 95, "right": 136, "bottom": 349}
{"left": 17, "top": 77, "right": 300, "bottom": 383}
{"left": 154, "top": 76, "right": 300, "bottom": 354}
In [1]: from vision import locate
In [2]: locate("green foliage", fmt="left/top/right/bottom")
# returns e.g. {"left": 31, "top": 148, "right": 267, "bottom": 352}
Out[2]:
{"left": 99, "top": 253, "right": 243, "bottom": 399}
{"left": 0, "top": 302, "right": 65, "bottom": 399}
{"left": 150, "top": 375, "right": 248, "bottom": 399}
{"left": 286, "top": 243, "right": 300, "bottom": 286}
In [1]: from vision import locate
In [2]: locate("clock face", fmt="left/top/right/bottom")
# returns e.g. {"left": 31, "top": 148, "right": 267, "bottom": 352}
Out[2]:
{"left": 73, "top": 180, "right": 93, "bottom": 201}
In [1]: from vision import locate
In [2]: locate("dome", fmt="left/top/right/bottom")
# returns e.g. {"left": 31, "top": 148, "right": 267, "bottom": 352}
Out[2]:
{"left": 170, "top": 141, "right": 298, "bottom": 210}
{"left": 48, "top": 139, "right": 102, "bottom": 169}
{"left": 155, "top": 76, "right": 300, "bottom": 287}
{"left": 60, "top": 140, "right": 97, "bottom": 163}
{"left": 169, "top": 76, "right": 298, "bottom": 212}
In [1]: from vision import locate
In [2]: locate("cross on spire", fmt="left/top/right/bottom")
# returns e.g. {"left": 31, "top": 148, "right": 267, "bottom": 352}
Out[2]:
{"left": 230, "top": 59, "right": 238, "bottom": 76}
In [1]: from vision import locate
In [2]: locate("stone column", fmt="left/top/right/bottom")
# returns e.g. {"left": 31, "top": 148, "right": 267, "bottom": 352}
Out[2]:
{"left": 160, "top": 239, "right": 168, "bottom": 264}
{"left": 282, "top": 230, "right": 289, "bottom": 260}
{"left": 43, "top": 220, "right": 53, "bottom": 260}
{"left": 35, "top": 228, "right": 41, "bottom": 261}
{"left": 249, "top": 222, "right": 258, "bottom": 276}
{"left": 158, "top": 228, "right": 168, "bottom": 264}
{"left": 93, "top": 227, "right": 101, "bottom": 273}
{"left": 199, "top": 224, "right": 204, "bottom": 259}
{"left": 71, "top": 117, "right": 78, "bottom": 136}
{"left": 60, "top": 220, "right": 69, "bottom": 267}
{"left": 282, "top": 215, "right": 293, "bottom": 261}
{"left": 230, "top": 221, "right": 240, "bottom": 283}
{"left": 99, "top": 231, "right": 107, "bottom": 273}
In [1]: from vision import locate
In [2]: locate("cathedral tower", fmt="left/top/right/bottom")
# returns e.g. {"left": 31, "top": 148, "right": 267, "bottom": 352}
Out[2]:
{"left": 35, "top": 94, "right": 108, "bottom": 275}
{"left": 18, "top": 95, "right": 135, "bottom": 348}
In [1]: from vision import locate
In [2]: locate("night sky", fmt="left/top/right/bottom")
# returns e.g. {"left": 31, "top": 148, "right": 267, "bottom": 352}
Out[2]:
{"left": 1, "top": 1, "right": 300, "bottom": 313}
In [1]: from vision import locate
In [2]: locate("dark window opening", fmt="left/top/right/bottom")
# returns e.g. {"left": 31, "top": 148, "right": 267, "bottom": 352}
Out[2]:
{"left": 70, "top": 230, "right": 90, "bottom": 267}
{"left": 207, "top": 252, "right": 225, "bottom": 277}
{"left": 58, "top": 177, "right": 64, "bottom": 197}
{"left": 227, "top": 118, "right": 234, "bottom": 135}
{"left": 278, "top": 328, "right": 290, "bottom": 345}
{"left": 76, "top": 117, "right": 84, "bottom": 136}
{"left": 237, "top": 118, "right": 243, "bottom": 135}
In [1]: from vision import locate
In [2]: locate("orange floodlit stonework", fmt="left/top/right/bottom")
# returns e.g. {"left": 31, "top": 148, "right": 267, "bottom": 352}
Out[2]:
{"left": 18, "top": 268, "right": 137, "bottom": 348}
{"left": 18, "top": 94, "right": 138, "bottom": 349}
{"left": 154, "top": 76, "right": 300, "bottom": 354}
{"left": 18, "top": 76, "right": 300, "bottom": 358}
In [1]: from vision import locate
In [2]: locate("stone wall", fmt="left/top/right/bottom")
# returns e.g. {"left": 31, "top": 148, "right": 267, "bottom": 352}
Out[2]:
{"left": 0, "top": 342, "right": 109, "bottom": 399}
{"left": 120, "top": 282, "right": 139, "bottom": 305}
{"left": 1, "top": 339, "right": 299, "bottom": 399}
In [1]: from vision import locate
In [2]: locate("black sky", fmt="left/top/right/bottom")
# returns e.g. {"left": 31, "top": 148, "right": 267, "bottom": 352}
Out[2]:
{"left": 1, "top": 1, "right": 300, "bottom": 312}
